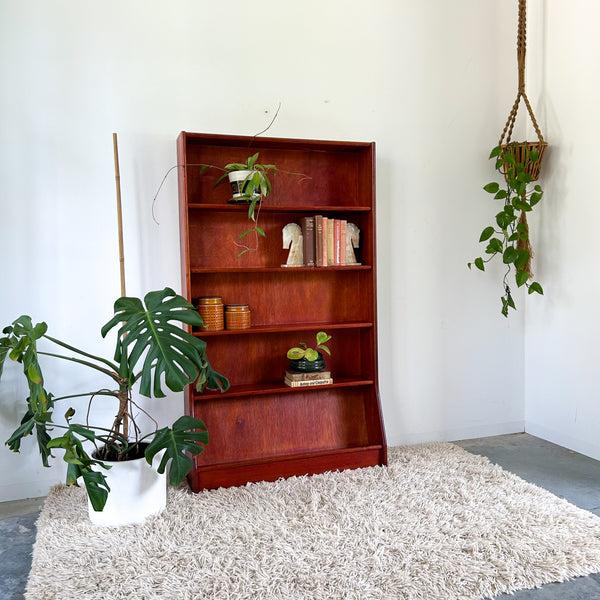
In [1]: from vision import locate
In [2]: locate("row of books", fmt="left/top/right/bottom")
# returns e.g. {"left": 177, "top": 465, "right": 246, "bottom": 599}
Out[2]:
{"left": 302, "top": 216, "right": 359, "bottom": 267}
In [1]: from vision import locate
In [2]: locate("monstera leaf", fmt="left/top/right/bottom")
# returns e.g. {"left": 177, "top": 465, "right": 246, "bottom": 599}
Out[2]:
{"left": 145, "top": 415, "right": 209, "bottom": 486}
{"left": 101, "top": 288, "right": 228, "bottom": 398}
{"left": 1, "top": 317, "right": 55, "bottom": 465}
{"left": 48, "top": 428, "right": 111, "bottom": 512}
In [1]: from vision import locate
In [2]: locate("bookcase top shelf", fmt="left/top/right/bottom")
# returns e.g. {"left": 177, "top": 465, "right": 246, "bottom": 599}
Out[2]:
{"left": 180, "top": 131, "right": 374, "bottom": 153}
{"left": 187, "top": 204, "right": 372, "bottom": 213}
{"left": 190, "top": 265, "right": 372, "bottom": 274}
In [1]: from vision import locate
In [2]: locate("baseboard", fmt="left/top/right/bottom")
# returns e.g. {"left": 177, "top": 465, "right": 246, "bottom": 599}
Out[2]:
{"left": 525, "top": 422, "right": 600, "bottom": 462}
{"left": 0, "top": 477, "right": 60, "bottom": 503}
{"left": 388, "top": 421, "right": 525, "bottom": 447}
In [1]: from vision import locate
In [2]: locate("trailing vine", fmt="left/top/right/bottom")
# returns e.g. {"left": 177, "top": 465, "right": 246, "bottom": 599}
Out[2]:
{"left": 469, "top": 144, "right": 544, "bottom": 317}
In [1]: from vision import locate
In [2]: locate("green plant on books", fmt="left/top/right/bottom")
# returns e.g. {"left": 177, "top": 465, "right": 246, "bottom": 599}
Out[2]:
{"left": 468, "top": 144, "right": 544, "bottom": 317}
{"left": 214, "top": 152, "right": 276, "bottom": 257}
{"left": 287, "top": 331, "right": 332, "bottom": 361}
{"left": 0, "top": 287, "right": 229, "bottom": 511}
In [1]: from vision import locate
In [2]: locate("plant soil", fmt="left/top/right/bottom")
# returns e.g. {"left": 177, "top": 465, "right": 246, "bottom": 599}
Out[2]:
{"left": 93, "top": 442, "right": 149, "bottom": 462}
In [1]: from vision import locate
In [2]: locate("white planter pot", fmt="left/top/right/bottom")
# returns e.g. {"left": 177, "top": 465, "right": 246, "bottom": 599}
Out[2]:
{"left": 227, "top": 170, "right": 259, "bottom": 203}
{"left": 87, "top": 449, "right": 166, "bottom": 527}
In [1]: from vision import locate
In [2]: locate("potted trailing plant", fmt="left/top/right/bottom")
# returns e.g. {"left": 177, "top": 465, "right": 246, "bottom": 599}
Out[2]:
{"left": 468, "top": 144, "right": 544, "bottom": 317}
{"left": 286, "top": 331, "right": 332, "bottom": 372}
{"left": 0, "top": 287, "right": 229, "bottom": 525}
{"left": 214, "top": 152, "right": 276, "bottom": 257}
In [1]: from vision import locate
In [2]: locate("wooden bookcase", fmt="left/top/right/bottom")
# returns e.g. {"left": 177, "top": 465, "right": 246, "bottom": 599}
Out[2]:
{"left": 177, "top": 132, "right": 387, "bottom": 491}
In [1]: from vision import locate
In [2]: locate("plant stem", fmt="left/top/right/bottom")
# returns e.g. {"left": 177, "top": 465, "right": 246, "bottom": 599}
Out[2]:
{"left": 37, "top": 351, "right": 121, "bottom": 382}
{"left": 109, "top": 388, "right": 130, "bottom": 442}
{"left": 43, "top": 335, "right": 119, "bottom": 370}
{"left": 52, "top": 390, "right": 118, "bottom": 402}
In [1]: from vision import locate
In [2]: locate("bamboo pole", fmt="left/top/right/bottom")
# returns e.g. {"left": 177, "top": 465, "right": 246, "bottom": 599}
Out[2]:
{"left": 113, "top": 133, "right": 126, "bottom": 298}
{"left": 113, "top": 133, "right": 128, "bottom": 440}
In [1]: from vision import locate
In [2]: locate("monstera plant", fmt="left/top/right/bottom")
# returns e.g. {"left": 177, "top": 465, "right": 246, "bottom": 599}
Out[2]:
{"left": 0, "top": 287, "right": 229, "bottom": 512}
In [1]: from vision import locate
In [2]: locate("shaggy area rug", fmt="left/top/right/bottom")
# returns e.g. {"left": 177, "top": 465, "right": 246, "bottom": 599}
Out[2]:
{"left": 26, "top": 443, "right": 600, "bottom": 600}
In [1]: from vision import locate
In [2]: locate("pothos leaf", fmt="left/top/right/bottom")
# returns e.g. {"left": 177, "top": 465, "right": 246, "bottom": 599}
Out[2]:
{"left": 479, "top": 226, "right": 495, "bottom": 242}
{"left": 516, "top": 269, "right": 530, "bottom": 287}
{"left": 528, "top": 282, "right": 544, "bottom": 295}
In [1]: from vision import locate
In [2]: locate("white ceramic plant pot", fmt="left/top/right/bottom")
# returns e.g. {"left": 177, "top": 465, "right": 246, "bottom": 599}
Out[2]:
{"left": 87, "top": 449, "right": 167, "bottom": 527}
{"left": 227, "top": 170, "right": 259, "bottom": 203}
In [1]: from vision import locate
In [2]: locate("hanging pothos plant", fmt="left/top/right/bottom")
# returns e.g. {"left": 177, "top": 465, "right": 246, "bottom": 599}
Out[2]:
{"left": 469, "top": 143, "right": 544, "bottom": 317}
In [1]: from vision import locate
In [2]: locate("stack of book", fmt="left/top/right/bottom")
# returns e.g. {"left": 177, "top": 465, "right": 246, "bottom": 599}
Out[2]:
{"left": 301, "top": 216, "right": 359, "bottom": 267}
{"left": 284, "top": 369, "right": 333, "bottom": 388}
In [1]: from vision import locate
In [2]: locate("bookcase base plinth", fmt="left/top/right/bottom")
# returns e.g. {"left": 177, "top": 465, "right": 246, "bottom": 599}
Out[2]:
{"left": 188, "top": 445, "right": 387, "bottom": 492}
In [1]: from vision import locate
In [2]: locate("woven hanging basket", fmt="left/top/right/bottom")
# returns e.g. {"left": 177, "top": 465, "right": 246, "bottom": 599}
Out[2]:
{"left": 501, "top": 140, "right": 547, "bottom": 181}
{"left": 499, "top": 0, "right": 547, "bottom": 181}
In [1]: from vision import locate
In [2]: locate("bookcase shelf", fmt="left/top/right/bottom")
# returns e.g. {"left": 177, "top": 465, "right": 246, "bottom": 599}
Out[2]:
{"left": 177, "top": 131, "right": 387, "bottom": 491}
{"left": 190, "top": 265, "right": 373, "bottom": 274}
{"left": 195, "top": 377, "right": 375, "bottom": 400}
{"left": 194, "top": 321, "right": 374, "bottom": 338}
{"left": 189, "top": 203, "right": 372, "bottom": 213}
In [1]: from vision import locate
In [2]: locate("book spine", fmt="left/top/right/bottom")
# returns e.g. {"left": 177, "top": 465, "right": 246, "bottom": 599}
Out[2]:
{"left": 333, "top": 219, "right": 341, "bottom": 266}
{"left": 284, "top": 378, "right": 333, "bottom": 387}
{"left": 327, "top": 219, "right": 335, "bottom": 266}
{"left": 321, "top": 216, "right": 328, "bottom": 266}
{"left": 302, "top": 216, "right": 315, "bottom": 267}
{"left": 340, "top": 220, "right": 347, "bottom": 266}
{"left": 315, "top": 215, "right": 323, "bottom": 267}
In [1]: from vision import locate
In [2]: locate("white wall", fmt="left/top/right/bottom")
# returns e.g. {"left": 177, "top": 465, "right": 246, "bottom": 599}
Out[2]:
{"left": 0, "top": 0, "right": 525, "bottom": 502}
{"left": 524, "top": 1, "right": 600, "bottom": 461}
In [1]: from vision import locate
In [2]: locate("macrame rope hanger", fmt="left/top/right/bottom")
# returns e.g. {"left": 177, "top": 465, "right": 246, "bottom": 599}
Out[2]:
{"left": 498, "top": 0, "right": 547, "bottom": 275}
{"left": 499, "top": 0, "right": 547, "bottom": 178}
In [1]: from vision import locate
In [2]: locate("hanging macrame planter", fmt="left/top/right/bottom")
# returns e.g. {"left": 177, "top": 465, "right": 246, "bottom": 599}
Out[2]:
{"left": 470, "top": 0, "right": 546, "bottom": 316}
{"left": 499, "top": 0, "right": 547, "bottom": 180}
{"left": 500, "top": 0, "right": 547, "bottom": 276}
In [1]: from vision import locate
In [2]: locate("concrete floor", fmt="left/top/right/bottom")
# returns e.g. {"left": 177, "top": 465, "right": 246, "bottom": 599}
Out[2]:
{"left": 455, "top": 434, "right": 600, "bottom": 599}
{"left": 0, "top": 497, "right": 45, "bottom": 600}
{"left": 1, "top": 433, "right": 599, "bottom": 599}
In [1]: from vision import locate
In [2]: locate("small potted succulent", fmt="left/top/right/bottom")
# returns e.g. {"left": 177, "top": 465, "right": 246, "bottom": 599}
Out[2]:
{"left": 286, "top": 331, "right": 332, "bottom": 373}
{"left": 214, "top": 153, "right": 276, "bottom": 256}
{"left": 0, "top": 287, "right": 229, "bottom": 525}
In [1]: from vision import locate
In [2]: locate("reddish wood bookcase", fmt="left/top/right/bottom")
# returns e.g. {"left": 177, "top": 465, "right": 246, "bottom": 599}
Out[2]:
{"left": 177, "top": 132, "right": 387, "bottom": 491}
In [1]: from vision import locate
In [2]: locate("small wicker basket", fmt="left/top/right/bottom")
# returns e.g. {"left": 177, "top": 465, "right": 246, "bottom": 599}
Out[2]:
{"left": 500, "top": 140, "right": 547, "bottom": 182}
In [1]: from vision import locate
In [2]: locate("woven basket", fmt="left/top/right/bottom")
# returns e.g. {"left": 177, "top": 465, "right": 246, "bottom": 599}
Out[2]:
{"left": 500, "top": 140, "right": 547, "bottom": 182}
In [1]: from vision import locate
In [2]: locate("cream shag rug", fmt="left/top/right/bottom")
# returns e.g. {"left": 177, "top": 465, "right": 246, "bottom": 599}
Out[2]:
{"left": 26, "top": 443, "right": 600, "bottom": 600}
